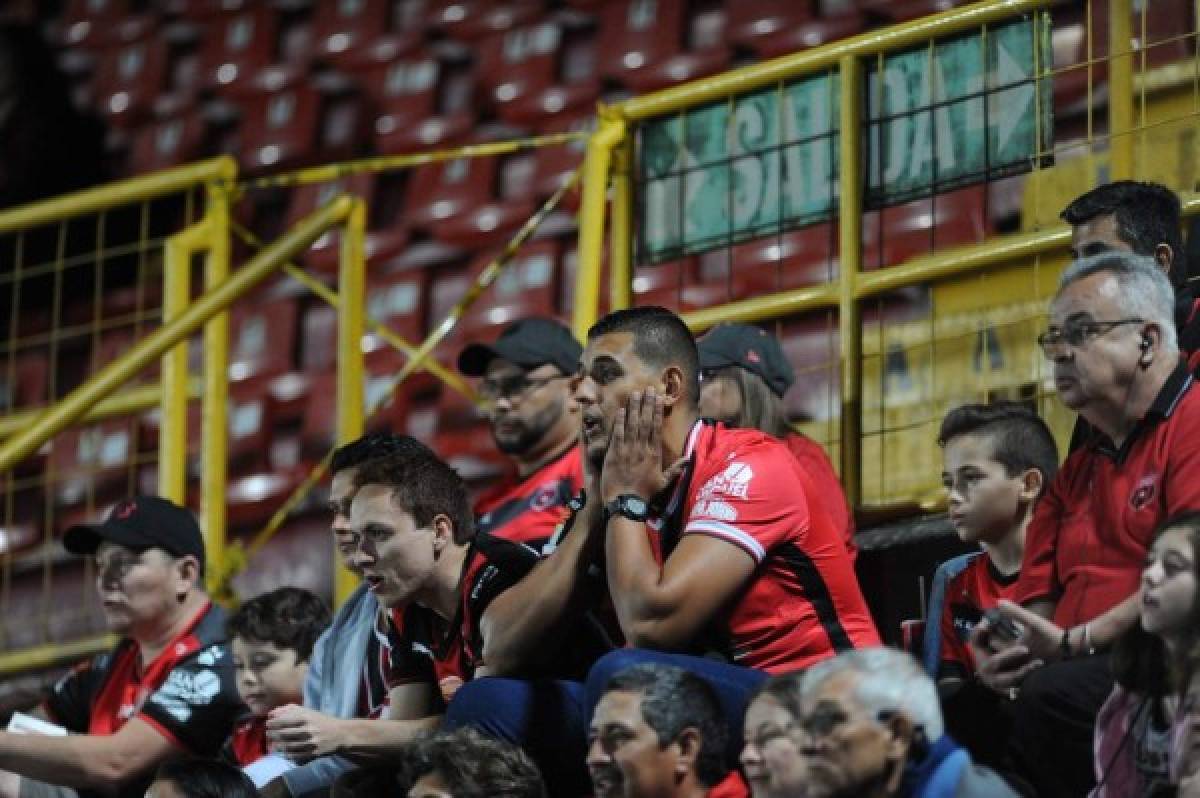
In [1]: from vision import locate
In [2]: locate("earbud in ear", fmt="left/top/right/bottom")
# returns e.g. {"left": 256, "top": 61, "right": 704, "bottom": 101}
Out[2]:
{"left": 1140, "top": 337, "right": 1152, "bottom": 351}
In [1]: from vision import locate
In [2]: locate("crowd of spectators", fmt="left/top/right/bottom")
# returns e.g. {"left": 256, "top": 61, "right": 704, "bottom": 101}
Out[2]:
{"left": 0, "top": 180, "right": 1196, "bottom": 798}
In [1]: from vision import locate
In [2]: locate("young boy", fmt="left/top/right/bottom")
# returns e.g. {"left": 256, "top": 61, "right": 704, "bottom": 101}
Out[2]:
{"left": 223, "top": 587, "right": 330, "bottom": 768}
{"left": 935, "top": 401, "right": 1059, "bottom": 692}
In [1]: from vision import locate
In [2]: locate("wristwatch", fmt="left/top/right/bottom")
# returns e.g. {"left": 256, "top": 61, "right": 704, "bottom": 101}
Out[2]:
{"left": 602, "top": 494, "right": 650, "bottom": 524}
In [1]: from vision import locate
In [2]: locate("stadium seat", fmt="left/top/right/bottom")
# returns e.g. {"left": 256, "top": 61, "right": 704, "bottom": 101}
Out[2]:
{"left": 749, "top": 12, "right": 865, "bottom": 59}
{"left": 436, "top": 0, "right": 546, "bottom": 42}
{"left": 365, "top": 268, "right": 429, "bottom": 345}
{"left": 475, "top": 19, "right": 568, "bottom": 116}
{"left": 723, "top": 1, "right": 814, "bottom": 48}
{"left": 459, "top": 241, "right": 562, "bottom": 335}
{"left": 231, "top": 68, "right": 367, "bottom": 174}
{"left": 0, "top": 521, "right": 39, "bottom": 558}
{"left": 229, "top": 296, "right": 300, "bottom": 382}
{"left": 282, "top": 174, "right": 383, "bottom": 272}
{"left": 50, "top": 421, "right": 140, "bottom": 509}
{"left": 595, "top": 0, "right": 688, "bottom": 85}
{"left": 196, "top": 6, "right": 281, "bottom": 91}
{"left": 309, "top": 0, "right": 404, "bottom": 66}
{"left": 351, "top": 52, "right": 477, "bottom": 153}
{"left": 54, "top": 0, "right": 133, "bottom": 48}
{"left": 0, "top": 352, "right": 50, "bottom": 414}
{"left": 858, "top": 0, "right": 970, "bottom": 23}
{"left": 621, "top": 47, "right": 731, "bottom": 94}
{"left": 778, "top": 315, "right": 840, "bottom": 423}
{"left": 700, "top": 224, "right": 840, "bottom": 298}
{"left": 403, "top": 155, "right": 498, "bottom": 233}
{"left": 499, "top": 26, "right": 601, "bottom": 126}
{"left": 89, "top": 21, "right": 170, "bottom": 129}
{"left": 862, "top": 185, "right": 990, "bottom": 271}
{"left": 128, "top": 106, "right": 211, "bottom": 175}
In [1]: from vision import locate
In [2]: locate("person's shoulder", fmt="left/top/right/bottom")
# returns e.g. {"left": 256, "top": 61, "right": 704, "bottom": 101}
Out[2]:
{"left": 954, "top": 763, "right": 1022, "bottom": 798}
{"left": 708, "top": 423, "right": 797, "bottom": 469}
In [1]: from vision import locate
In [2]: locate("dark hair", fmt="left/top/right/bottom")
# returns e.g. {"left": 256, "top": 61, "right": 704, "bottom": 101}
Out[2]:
{"left": 604, "top": 663, "right": 728, "bottom": 787}
{"left": 748, "top": 670, "right": 806, "bottom": 723}
{"left": 587, "top": 306, "right": 700, "bottom": 407}
{"left": 404, "top": 727, "right": 547, "bottom": 798}
{"left": 1112, "top": 511, "right": 1200, "bottom": 697}
{"left": 152, "top": 758, "right": 258, "bottom": 798}
{"left": 330, "top": 432, "right": 434, "bottom": 476}
{"left": 937, "top": 401, "right": 1059, "bottom": 497}
{"left": 227, "top": 587, "right": 331, "bottom": 662}
{"left": 706, "top": 365, "right": 792, "bottom": 438}
{"left": 1060, "top": 181, "right": 1186, "bottom": 288}
{"left": 353, "top": 450, "right": 475, "bottom": 544}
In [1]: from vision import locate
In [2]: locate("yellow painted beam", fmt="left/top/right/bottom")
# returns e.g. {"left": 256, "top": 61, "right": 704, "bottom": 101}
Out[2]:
{"left": 1108, "top": 0, "right": 1135, "bottom": 179}
{"left": 573, "top": 111, "right": 626, "bottom": 340}
{"left": 609, "top": 133, "right": 634, "bottom": 312}
{"left": 837, "top": 54, "right": 865, "bottom": 510}
{"left": 0, "top": 634, "right": 117, "bottom": 677}
{"left": 201, "top": 185, "right": 232, "bottom": 599}
{"left": 334, "top": 199, "right": 367, "bottom": 607}
{"left": 0, "top": 382, "right": 200, "bottom": 439}
{"left": 157, "top": 228, "right": 196, "bottom": 504}
{"left": 0, "top": 157, "right": 236, "bottom": 236}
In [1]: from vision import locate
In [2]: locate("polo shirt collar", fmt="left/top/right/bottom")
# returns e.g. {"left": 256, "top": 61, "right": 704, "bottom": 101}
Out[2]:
{"left": 1092, "top": 359, "right": 1194, "bottom": 461}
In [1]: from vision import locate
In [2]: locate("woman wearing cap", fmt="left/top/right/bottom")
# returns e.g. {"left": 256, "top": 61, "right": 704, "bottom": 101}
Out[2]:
{"left": 696, "top": 323, "right": 856, "bottom": 559}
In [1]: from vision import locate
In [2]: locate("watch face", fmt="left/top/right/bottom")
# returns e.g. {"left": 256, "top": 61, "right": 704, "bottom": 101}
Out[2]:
{"left": 622, "top": 496, "right": 649, "bottom": 517}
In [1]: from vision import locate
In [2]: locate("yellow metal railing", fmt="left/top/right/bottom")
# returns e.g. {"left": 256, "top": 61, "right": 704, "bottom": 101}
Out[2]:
{"left": 572, "top": 0, "right": 1199, "bottom": 510}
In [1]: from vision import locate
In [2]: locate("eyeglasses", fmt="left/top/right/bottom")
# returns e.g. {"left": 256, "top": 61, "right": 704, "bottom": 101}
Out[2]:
{"left": 1036, "top": 318, "right": 1144, "bottom": 357}
{"left": 478, "top": 373, "right": 566, "bottom": 404}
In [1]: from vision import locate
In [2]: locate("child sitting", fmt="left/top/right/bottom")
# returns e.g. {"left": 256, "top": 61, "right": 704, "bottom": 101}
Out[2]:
{"left": 224, "top": 587, "right": 330, "bottom": 768}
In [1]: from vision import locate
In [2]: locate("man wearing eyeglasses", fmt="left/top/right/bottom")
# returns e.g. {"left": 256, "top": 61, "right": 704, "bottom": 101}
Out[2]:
{"left": 972, "top": 251, "right": 1200, "bottom": 796}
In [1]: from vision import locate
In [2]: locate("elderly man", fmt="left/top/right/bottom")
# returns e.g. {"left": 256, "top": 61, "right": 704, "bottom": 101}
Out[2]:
{"left": 588, "top": 664, "right": 729, "bottom": 798}
{"left": 975, "top": 251, "right": 1200, "bottom": 795}
{"left": 757, "top": 648, "right": 1015, "bottom": 798}
{"left": 0, "top": 497, "right": 244, "bottom": 798}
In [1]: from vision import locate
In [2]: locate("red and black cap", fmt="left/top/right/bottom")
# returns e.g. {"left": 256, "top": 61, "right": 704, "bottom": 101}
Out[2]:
{"left": 64, "top": 496, "right": 205, "bottom": 568}
{"left": 457, "top": 317, "right": 582, "bottom": 377}
{"left": 697, "top": 322, "right": 796, "bottom": 398}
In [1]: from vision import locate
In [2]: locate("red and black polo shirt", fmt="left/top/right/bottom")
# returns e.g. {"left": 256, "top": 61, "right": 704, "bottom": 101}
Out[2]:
{"left": 42, "top": 601, "right": 244, "bottom": 797}
{"left": 473, "top": 446, "right": 584, "bottom": 543}
{"left": 1016, "top": 362, "right": 1200, "bottom": 627}
{"left": 782, "top": 432, "right": 857, "bottom": 561}
{"left": 937, "top": 554, "right": 1020, "bottom": 681}
{"left": 385, "top": 604, "right": 466, "bottom": 707}
{"left": 648, "top": 421, "right": 879, "bottom": 674}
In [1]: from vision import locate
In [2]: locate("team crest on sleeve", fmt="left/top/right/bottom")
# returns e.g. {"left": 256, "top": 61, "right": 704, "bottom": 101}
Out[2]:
{"left": 147, "top": 668, "right": 222, "bottom": 722}
{"left": 530, "top": 482, "right": 559, "bottom": 511}
{"left": 698, "top": 462, "right": 755, "bottom": 501}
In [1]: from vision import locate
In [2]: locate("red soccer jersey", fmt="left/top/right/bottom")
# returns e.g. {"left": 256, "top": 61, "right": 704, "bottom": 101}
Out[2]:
{"left": 782, "top": 432, "right": 857, "bottom": 561}
{"left": 650, "top": 421, "right": 879, "bottom": 674}
{"left": 387, "top": 605, "right": 468, "bottom": 706}
{"left": 937, "top": 554, "right": 1019, "bottom": 680}
{"left": 222, "top": 715, "right": 267, "bottom": 767}
{"left": 474, "top": 446, "right": 584, "bottom": 542}
{"left": 1016, "top": 365, "right": 1200, "bottom": 627}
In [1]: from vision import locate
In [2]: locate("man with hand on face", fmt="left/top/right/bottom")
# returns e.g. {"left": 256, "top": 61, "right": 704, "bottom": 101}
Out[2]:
{"left": 588, "top": 664, "right": 729, "bottom": 798}
{"left": 453, "top": 307, "right": 877, "bottom": 796}
{"left": 261, "top": 433, "right": 437, "bottom": 798}
{"left": 0, "top": 496, "right": 244, "bottom": 798}
{"left": 972, "top": 252, "right": 1200, "bottom": 796}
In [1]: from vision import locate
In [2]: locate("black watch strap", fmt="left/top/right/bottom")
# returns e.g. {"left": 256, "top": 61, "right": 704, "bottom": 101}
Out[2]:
{"left": 602, "top": 494, "right": 650, "bottom": 524}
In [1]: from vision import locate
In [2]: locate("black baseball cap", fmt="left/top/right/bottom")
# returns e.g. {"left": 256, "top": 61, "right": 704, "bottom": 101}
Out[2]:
{"left": 457, "top": 317, "right": 582, "bottom": 377}
{"left": 64, "top": 495, "right": 205, "bottom": 568}
{"left": 697, "top": 323, "right": 796, "bottom": 397}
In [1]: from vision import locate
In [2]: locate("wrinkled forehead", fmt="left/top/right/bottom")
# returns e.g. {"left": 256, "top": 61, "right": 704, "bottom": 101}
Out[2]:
{"left": 1049, "top": 271, "right": 1123, "bottom": 324}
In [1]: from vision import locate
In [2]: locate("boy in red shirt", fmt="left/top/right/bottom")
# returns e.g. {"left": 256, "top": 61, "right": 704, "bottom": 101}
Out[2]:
{"left": 933, "top": 402, "right": 1058, "bottom": 768}
{"left": 223, "top": 588, "right": 330, "bottom": 773}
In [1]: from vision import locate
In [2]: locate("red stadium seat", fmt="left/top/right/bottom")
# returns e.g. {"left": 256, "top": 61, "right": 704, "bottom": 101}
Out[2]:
{"left": 862, "top": 186, "right": 990, "bottom": 271}
{"left": 858, "top": 0, "right": 971, "bottom": 23}
{"left": 706, "top": 224, "right": 840, "bottom": 298}
{"left": 229, "top": 296, "right": 300, "bottom": 382}
{"left": 90, "top": 23, "right": 170, "bottom": 129}
{"left": 595, "top": 0, "right": 688, "bottom": 85}
{"left": 310, "top": 0, "right": 403, "bottom": 66}
{"left": 436, "top": 0, "right": 546, "bottom": 42}
{"left": 404, "top": 155, "right": 498, "bottom": 233}
{"left": 0, "top": 352, "right": 50, "bottom": 413}
{"left": 621, "top": 47, "right": 732, "bottom": 94}
{"left": 283, "top": 174, "right": 381, "bottom": 272}
{"left": 749, "top": 12, "right": 865, "bottom": 59}
{"left": 231, "top": 69, "right": 367, "bottom": 174}
{"left": 365, "top": 268, "right": 429, "bottom": 345}
{"left": 196, "top": 6, "right": 281, "bottom": 91}
{"left": 778, "top": 314, "right": 840, "bottom": 423}
{"left": 50, "top": 420, "right": 141, "bottom": 509}
{"left": 351, "top": 51, "right": 477, "bottom": 153}
{"left": 475, "top": 20, "right": 566, "bottom": 116}
{"left": 54, "top": 0, "right": 133, "bottom": 48}
{"left": 128, "top": 108, "right": 210, "bottom": 175}
{"left": 459, "top": 241, "right": 562, "bottom": 335}
{"left": 499, "top": 27, "right": 601, "bottom": 126}
{"left": 723, "top": 1, "right": 814, "bottom": 49}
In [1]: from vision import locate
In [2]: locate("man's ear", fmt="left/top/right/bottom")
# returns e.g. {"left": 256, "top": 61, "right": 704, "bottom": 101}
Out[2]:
{"left": 1154, "top": 243, "right": 1174, "bottom": 276}
{"left": 431, "top": 513, "right": 456, "bottom": 553}
{"left": 1018, "top": 467, "right": 1044, "bottom": 504}
{"left": 175, "top": 555, "right": 201, "bottom": 598}
{"left": 673, "top": 727, "right": 702, "bottom": 778}
{"left": 882, "top": 713, "right": 916, "bottom": 794}
{"left": 661, "top": 365, "right": 687, "bottom": 409}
